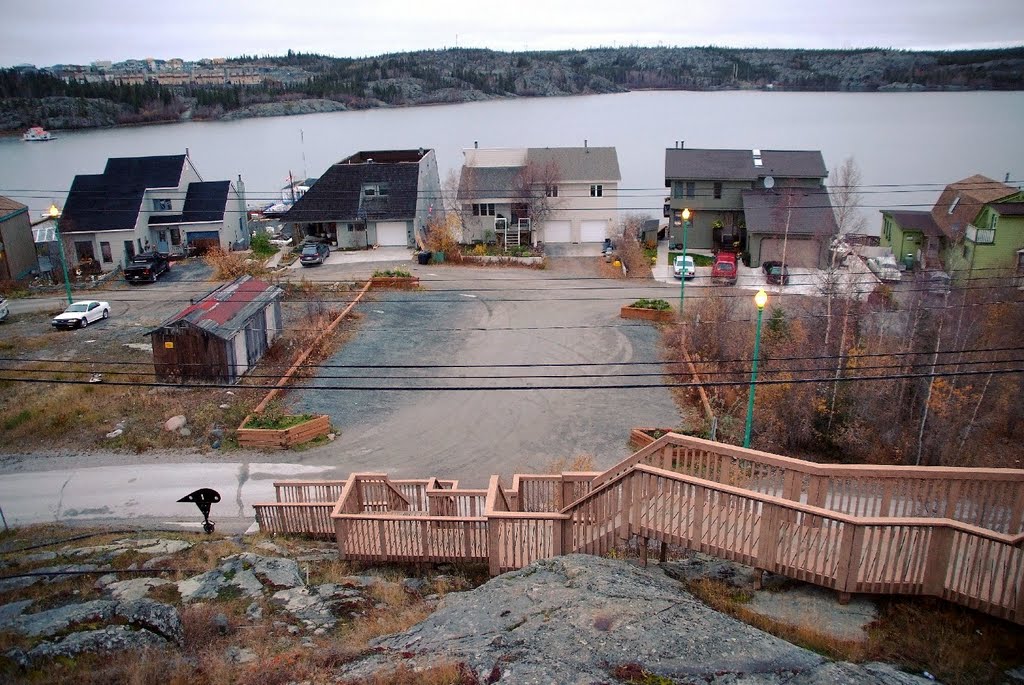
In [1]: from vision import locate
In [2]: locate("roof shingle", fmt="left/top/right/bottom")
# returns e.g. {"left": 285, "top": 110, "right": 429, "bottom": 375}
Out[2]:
{"left": 665, "top": 148, "right": 827, "bottom": 182}
{"left": 930, "top": 175, "right": 1017, "bottom": 240}
{"left": 741, "top": 189, "right": 839, "bottom": 237}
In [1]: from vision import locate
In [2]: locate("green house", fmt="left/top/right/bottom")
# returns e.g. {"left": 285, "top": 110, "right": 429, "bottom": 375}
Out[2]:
{"left": 930, "top": 175, "right": 1024, "bottom": 279}
{"left": 879, "top": 210, "right": 944, "bottom": 270}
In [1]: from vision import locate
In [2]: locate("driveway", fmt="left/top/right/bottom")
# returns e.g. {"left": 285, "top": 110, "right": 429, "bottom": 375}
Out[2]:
{"left": 289, "top": 246, "right": 416, "bottom": 270}
{"left": 287, "top": 264, "right": 684, "bottom": 486}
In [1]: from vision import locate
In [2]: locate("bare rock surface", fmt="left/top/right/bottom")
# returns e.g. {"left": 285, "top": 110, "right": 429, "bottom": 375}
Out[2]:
{"left": 339, "top": 555, "right": 930, "bottom": 685}
{"left": 106, "top": 576, "right": 175, "bottom": 602}
{"left": 176, "top": 553, "right": 303, "bottom": 602}
{"left": 270, "top": 583, "right": 370, "bottom": 631}
{"left": 14, "top": 625, "right": 168, "bottom": 667}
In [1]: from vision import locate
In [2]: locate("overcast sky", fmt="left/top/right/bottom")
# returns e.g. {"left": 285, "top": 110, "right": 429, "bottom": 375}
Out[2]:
{"left": 3, "top": 0, "right": 1021, "bottom": 67}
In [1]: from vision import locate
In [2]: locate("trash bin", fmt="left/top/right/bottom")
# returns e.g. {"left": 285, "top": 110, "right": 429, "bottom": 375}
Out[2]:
{"left": 904, "top": 254, "right": 915, "bottom": 271}
{"left": 416, "top": 251, "right": 431, "bottom": 265}
{"left": 433, "top": 251, "right": 445, "bottom": 264}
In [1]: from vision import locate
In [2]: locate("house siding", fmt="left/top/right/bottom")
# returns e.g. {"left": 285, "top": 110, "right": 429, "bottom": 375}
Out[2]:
{"left": 952, "top": 213, "right": 1024, "bottom": 277}
{"left": 0, "top": 208, "right": 38, "bottom": 280}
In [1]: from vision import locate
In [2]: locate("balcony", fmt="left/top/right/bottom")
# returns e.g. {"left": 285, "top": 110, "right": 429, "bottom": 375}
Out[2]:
{"left": 966, "top": 224, "right": 995, "bottom": 244}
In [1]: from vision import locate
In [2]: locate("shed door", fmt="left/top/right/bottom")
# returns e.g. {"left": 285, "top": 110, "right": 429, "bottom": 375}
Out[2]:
{"left": 543, "top": 220, "right": 571, "bottom": 243}
{"left": 376, "top": 222, "right": 408, "bottom": 246}
{"left": 760, "top": 237, "right": 819, "bottom": 268}
{"left": 579, "top": 220, "right": 608, "bottom": 243}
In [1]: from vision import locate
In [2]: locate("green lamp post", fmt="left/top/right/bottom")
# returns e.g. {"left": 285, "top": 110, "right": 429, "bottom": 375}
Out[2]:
{"left": 743, "top": 288, "right": 768, "bottom": 448}
{"left": 49, "top": 203, "right": 73, "bottom": 306}
{"left": 678, "top": 207, "right": 691, "bottom": 317}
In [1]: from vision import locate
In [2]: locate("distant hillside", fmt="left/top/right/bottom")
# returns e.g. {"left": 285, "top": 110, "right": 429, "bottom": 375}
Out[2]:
{"left": 3, "top": 46, "right": 1023, "bottom": 131}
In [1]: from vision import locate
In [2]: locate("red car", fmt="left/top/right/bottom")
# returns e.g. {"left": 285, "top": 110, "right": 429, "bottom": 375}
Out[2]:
{"left": 711, "top": 252, "right": 738, "bottom": 284}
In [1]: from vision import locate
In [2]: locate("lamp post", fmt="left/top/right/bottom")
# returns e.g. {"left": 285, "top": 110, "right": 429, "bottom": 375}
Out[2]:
{"left": 743, "top": 288, "right": 768, "bottom": 448}
{"left": 49, "top": 204, "right": 73, "bottom": 306}
{"left": 678, "top": 207, "right": 691, "bottom": 317}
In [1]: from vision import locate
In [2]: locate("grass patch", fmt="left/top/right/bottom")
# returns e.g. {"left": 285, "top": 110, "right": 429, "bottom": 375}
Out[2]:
{"left": 668, "top": 251, "right": 713, "bottom": 266}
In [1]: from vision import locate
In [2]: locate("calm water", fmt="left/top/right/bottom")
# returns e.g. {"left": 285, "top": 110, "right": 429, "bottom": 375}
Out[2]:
{"left": 1, "top": 90, "right": 1022, "bottom": 231}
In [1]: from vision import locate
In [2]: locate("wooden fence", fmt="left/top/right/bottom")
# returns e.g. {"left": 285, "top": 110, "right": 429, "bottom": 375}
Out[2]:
{"left": 251, "top": 433, "right": 1024, "bottom": 623}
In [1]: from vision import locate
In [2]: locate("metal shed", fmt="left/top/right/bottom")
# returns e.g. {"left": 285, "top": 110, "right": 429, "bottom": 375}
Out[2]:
{"left": 148, "top": 275, "right": 283, "bottom": 383}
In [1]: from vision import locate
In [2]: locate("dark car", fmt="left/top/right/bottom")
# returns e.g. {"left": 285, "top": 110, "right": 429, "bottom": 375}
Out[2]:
{"left": 299, "top": 242, "right": 330, "bottom": 266}
{"left": 123, "top": 251, "right": 170, "bottom": 284}
{"left": 762, "top": 260, "right": 790, "bottom": 285}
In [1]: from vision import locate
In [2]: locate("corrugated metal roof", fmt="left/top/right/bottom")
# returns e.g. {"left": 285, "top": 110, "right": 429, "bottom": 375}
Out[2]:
{"left": 151, "top": 275, "right": 281, "bottom": 341}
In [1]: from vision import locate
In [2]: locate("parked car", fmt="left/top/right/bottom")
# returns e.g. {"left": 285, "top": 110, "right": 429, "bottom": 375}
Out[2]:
{"left": 0, "top": 297, "right": 8, "bottom": 322}
{"left": 711, "top": 252, "right": 738, "bottom": 285}
{"left": 673, "top": 254, "right": 695, "bottom": 279}
{"left": 52, "top": 300, "right": 110, "bottom": 329}
{"left": 299, "top": 242, "right": 330, "bottom": 266}
{"left": 865, "top": 255, "right": 901, "bottom": 282}
{"left": 761, "top": 260, "right": 790, "bottom": 285}
{"left": 124, "top": 251, "right": 170, "bottom": 284}
{"left": 926, "top": 270, "right": 952, "bottom": 296}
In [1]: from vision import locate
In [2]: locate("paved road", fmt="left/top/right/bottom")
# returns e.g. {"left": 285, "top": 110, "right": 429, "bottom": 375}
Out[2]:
{"left": 287, "top": 262, "right": 687, "bottom": 486}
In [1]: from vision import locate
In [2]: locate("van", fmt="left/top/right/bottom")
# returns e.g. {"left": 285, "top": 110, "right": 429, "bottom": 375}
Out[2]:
{"left": 711, "top": 252, "right": 738, "bottom": 285}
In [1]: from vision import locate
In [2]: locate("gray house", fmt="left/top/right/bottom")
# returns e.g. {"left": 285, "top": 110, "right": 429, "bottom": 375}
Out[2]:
{"left": 0, "top": 196, "right": 38, "bottom": 281}
{"left": 283, "top": 149, "right": 441, "bottom": 249}
{"left": 664, "top": 146, "right": 837, "bottom": 267}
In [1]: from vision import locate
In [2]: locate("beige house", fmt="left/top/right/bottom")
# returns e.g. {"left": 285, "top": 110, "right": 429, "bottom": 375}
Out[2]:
{"left": 458, "top": 145, "right": 621, "bottom": 246}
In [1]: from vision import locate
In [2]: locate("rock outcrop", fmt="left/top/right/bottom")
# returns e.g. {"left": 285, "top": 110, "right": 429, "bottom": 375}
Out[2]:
{"left": 338, "top": 555, "right": 931, "bottom": 684}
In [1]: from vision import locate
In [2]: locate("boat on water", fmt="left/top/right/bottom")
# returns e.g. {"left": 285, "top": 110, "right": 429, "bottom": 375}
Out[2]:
{"left": 23, "top": 127, "right": 53, "bottom": 142}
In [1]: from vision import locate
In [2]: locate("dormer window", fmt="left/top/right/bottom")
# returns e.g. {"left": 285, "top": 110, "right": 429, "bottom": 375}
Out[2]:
{"left": 362, "top": 183, "right": 388, "bottom": 197}
{"left": 152, "top": 198, "right": 172, "bottom": 211}
{"left": 948, "top": 196, "right": 960, "bottom": 214}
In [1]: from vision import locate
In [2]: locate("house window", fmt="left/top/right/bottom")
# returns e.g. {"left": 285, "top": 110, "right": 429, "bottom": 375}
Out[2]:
{"left": 472, "top": 203, "right": 496, "bottom": 216}
{"left": 362, "top": 183, "right": 388, "bottom": 197}
{"left": 713, "top": 182, "right": 722, "bottom": 199}
{"left": 989, "top": 213, "right": 998, "bottom": 230}
{"left": 545, "top": 185, "right": 558, "bottom": 197}
{"left": 672, "top": 182, "right": 684, "bottom": 199}
{"left": 883, "top": 218, "right": 892, "bottom": 241}
{"left": 590, "top": 184, "right": 603, "bottom": 197}
{"left": 170, "top": 228, "right": 181, "bottom": 246}
{"left": 152, "top": 198, "right": 172, "bottom": 211}
{"left": 124, "top": 240, "right": 135, "bottom": 260}
{"left": 1017, "top": 250, "right": 1024, "bottom": 274}
{"left": 948, "top": 196, "right": 960, "bottom": 214}
{"left": 686, "top": 182, "right": 695, "bottom": 198}
{"left": 100, "top": 242, "right": 112, "bottom": 263}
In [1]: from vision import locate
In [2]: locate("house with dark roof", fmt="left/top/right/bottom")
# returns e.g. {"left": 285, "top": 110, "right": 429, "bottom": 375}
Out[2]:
{"left": 282, "top": 149, "right": 440, "bottom": 249}
{"left": 458, "top": 145, "right": 621, "bottom": 245}
{"left": 0, "top": 196, "right": 37, "bottom": 281}
{"left": 58, "top": 153, "right": 247, "bottom": 271}
{"left": 148, "top": 275, "right": 283, "bottom": 383}
{"left": 663, "top": 145, "right": 837, "bottom": 268}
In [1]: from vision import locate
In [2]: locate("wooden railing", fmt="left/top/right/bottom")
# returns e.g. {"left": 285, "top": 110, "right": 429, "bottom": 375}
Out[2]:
{"left": 252, "top": 433, "right": 1024, "bottom": 623}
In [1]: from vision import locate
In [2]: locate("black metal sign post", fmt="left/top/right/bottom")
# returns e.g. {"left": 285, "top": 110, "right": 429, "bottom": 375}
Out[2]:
{"left": 177, "top": 488, "right": 221, "bottom": 534}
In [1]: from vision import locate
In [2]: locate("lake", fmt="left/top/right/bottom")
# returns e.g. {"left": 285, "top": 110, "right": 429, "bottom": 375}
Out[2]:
{"left": 1, "top": 90, "right": 1022, "bottom": 232}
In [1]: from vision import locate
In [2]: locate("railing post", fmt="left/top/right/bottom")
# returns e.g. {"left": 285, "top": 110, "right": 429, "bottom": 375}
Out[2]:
{"left": 552, "top": 518, "right": 563, "bottom": 556}
{"left": 689, "top": 486, "right": 705, "bottom": 551}
{"left": 835, "top": 521, "right": 865, "bottom": 597}
{"left": 754, "top": 502, "right": 780, "bottom": 577}
{"left": 1010, "top": 486, "right": 1024, "bottom": 535}
{"left": 922, "top": 526, "right": 955, "bottom": 597}
{"left": 619, "top": 473, "right": 633, "bottom": 541}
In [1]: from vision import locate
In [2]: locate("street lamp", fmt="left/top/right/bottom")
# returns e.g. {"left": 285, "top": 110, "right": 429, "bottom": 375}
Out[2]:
{"left": 678, "top": 207, "right": 691, "bottom": 316}
{"left": 743, "top": 288, "right": 768, "bottom": 448}
{"left": 49, "top": 204, "right": 73, "bottom": 306}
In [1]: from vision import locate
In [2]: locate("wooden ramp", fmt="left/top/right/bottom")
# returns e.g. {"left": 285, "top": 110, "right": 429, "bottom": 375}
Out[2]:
{"left": 252, "top": 433, "right": 1024, "bottom": 624}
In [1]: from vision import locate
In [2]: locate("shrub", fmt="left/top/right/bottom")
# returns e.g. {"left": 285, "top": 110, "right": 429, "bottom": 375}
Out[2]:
{"left": 373, "top": 268, "right": 412, "bottom": 278}
{"left": 204, "top": 247, "right": 269, "bottom": 280}
{"left": 629, "top": 298, "right": 671, "bottom": 311}
{"left": 420, "top": 214, "right": 462, "bottom": 263}
{"left": 249, "top": 232, "right": 277, "bottom": 258}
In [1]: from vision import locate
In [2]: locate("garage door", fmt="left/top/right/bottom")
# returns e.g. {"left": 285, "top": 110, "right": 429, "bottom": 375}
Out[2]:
{"left": 760, "top": 237, "right": 819, "bottom": 268}
{"left": 543, "top": 220, "right": 571, "bottom": 243}
{"left": 376, "top": 221, "right": 408, "bottom": 246}
{"left": 187, "top": 230, "right": 221, "bottom": 255}
{"left": 580, "top": 220, "right": 608, "bottom": 243}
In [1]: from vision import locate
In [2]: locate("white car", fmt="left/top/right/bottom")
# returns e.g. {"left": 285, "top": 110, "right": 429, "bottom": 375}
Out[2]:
{"left": 52, "top": 300, "right": 110, "bottom": 330}
{"left": 0, "top": 297, "right": 8, "bottom": 322}
{"left": 673, "top": 254, "right": 696, "bottom": 279}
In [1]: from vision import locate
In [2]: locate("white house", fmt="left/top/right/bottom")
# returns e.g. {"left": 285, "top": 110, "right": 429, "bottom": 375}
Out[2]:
{"left": 458, "top": 144, "right": 621, "bottom": 246}
{"left": 59, "top": 153, "right": 247, "bottom": 269}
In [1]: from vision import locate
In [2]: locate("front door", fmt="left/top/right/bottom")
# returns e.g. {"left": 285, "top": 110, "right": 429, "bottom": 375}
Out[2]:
{"left": 156, "top": 230, "right": 169, "bottom": 253}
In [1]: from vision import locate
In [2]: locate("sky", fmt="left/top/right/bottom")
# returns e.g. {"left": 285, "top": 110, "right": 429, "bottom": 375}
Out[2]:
{"left": 2, "top": 0, "right": 1022, "bottom": 67}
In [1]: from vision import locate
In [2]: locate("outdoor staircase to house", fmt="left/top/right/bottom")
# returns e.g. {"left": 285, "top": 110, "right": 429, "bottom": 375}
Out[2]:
{"left": 253, "top": 433, "right": 1024, "bottom": 624}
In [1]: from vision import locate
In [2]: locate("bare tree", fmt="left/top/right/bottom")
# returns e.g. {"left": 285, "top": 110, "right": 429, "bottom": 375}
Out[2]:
{"left": 512, "top": 159, "right": 561, "bottom": 230}
{"left": 442, "top": 168, "right": 474, "bottom": 243}
{"left": 830, "top": 157, "right": 867, "bottom": 236}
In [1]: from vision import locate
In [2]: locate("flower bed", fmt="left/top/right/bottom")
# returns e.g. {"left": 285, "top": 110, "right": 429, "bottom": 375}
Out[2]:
{"left": 370, "top": 269, "right": 419, "bottom": 289}
{"left": 237, "top": 414, "right": 331, "bottom": 449}
{"left": 620, "top": 299, "right": 674, "bottom": 323}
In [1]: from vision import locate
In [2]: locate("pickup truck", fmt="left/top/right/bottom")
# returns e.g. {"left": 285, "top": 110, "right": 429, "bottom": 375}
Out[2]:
{"left": 123, "top": 252, "right": 170, "bottom": 284}
{"left": 711, "top": 251, "right": 738, "bottom": 285}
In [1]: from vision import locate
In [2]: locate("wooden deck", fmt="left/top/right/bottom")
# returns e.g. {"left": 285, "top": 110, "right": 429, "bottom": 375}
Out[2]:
{"left": 252, "top": 433, "right": 1024, "bottom": 624}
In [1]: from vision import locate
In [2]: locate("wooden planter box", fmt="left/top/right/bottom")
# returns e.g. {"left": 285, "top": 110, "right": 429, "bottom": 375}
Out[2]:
{"left": 237, "top": 415, "right": 331, "bottom": 450}
{"left": 370, "top": 276, "right": 420, "bottom": 289}
{"left": 629, "top": 427, "right": 676, "bottom": 449}
{"left": 620, "top": 306, "right": 673, "bottom": 323}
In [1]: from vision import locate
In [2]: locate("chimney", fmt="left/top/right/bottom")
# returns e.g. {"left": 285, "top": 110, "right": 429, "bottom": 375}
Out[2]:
{"left": 681, "top": 141, "right": 684, "bottom": 149}
{"left": 474, "top": 141, "right": 478, "bottom": 149}
{"left": 1006, "top": 172, "right": 1011, "bottom": 183}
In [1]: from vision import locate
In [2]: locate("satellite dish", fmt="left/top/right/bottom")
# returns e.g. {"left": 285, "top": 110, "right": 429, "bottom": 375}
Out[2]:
{"left": 763, "top": 176, "right": 775, "bottom": 190}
